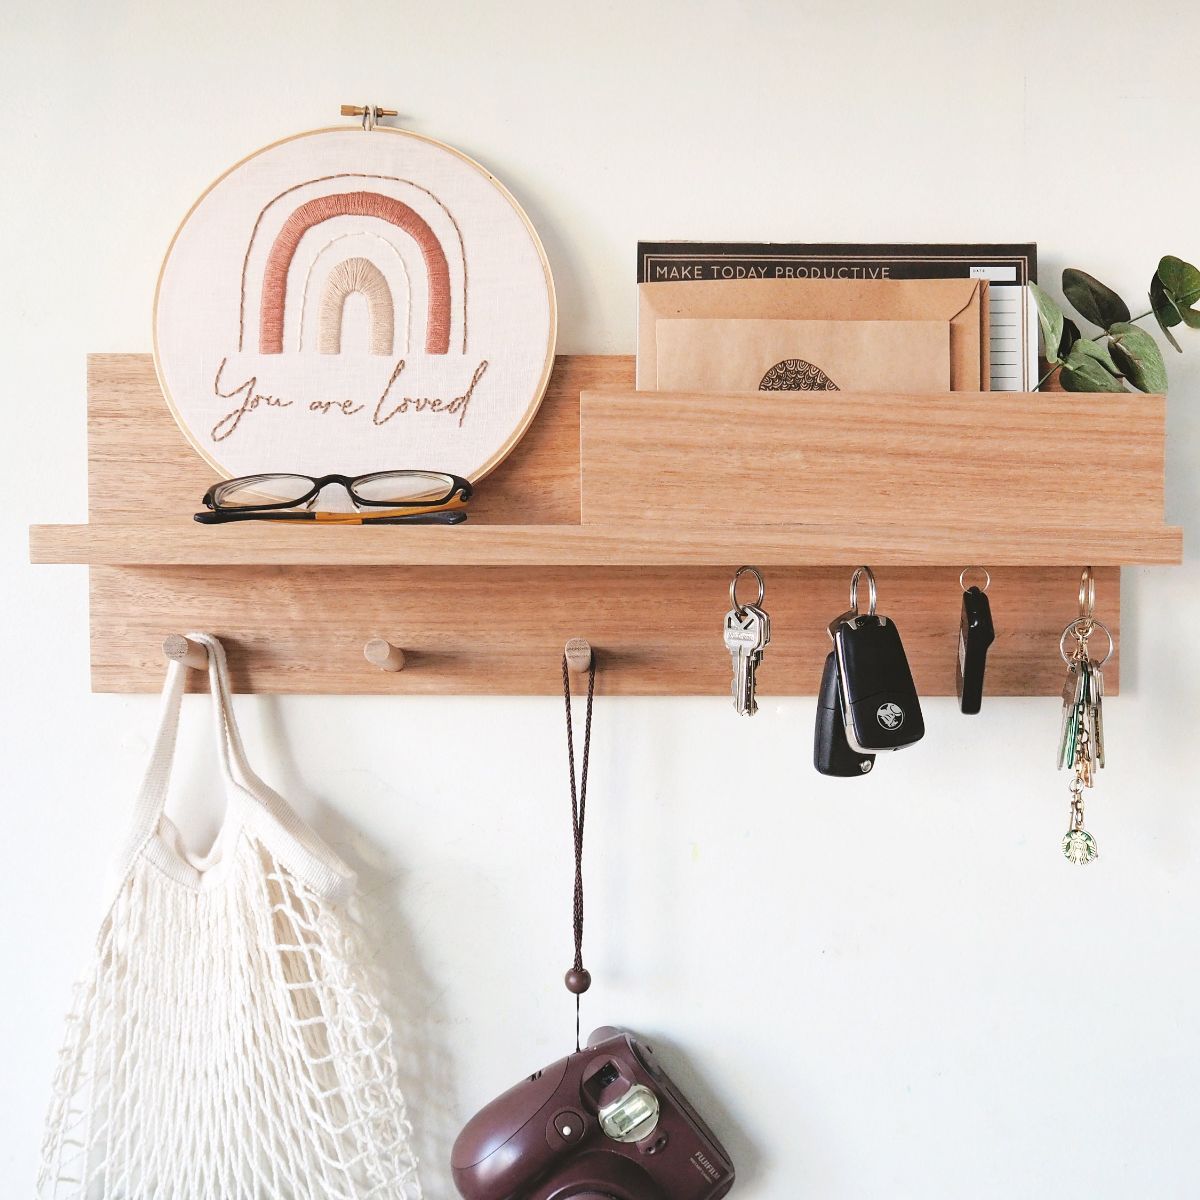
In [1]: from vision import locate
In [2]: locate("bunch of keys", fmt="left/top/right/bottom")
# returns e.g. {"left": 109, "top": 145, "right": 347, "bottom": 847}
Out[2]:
{"left": 723, "top": 565, "right": 771, "bottom": 715}
{"left": 1057, "top": 568, "right": 1112, "bottom": 865}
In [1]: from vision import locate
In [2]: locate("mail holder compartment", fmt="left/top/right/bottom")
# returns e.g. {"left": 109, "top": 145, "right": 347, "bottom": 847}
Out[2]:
{"left": 579, "top": 388, "right": 1173, "bottom": 530}
{"left": 28, "top": 356, "right": 1181, "bottom": 695}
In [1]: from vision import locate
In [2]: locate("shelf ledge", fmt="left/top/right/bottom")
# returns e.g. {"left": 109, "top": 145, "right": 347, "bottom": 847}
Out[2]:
{"left": 28, "top": 520, "right": 1183, "bottom": 568}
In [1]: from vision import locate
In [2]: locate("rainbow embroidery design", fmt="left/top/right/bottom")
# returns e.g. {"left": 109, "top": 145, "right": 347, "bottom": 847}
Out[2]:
{"left": 155, "top": 128, "right": 555, "bottom": 491}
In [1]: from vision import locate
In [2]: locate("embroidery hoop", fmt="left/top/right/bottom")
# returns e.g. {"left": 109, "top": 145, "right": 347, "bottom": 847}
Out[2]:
{"left": 153, "top": 122, "right": 557, "bottom": 487}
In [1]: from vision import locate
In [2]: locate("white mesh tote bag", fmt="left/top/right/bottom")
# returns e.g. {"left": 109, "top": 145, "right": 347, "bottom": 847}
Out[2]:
{"left": 38, "top": 634, "right": 422, "bottom": 1200}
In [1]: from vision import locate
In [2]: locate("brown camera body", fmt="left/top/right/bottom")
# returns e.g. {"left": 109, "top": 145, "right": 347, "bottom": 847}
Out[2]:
{"left": 451, "top": 1027, "right": 735, "bottom": 1200}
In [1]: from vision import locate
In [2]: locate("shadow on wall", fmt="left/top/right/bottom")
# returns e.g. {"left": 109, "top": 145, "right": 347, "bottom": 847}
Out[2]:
{"left": 638, "top": 1029, "right": 762, "bottom": 1194}
{"left": 255, "top": 697, "right": 459, "bottom": 1186}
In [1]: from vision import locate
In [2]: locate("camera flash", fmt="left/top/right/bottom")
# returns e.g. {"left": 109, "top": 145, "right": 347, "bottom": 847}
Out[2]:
{"left": 598, "top": 1084, "right": 661, "bottom": 1144}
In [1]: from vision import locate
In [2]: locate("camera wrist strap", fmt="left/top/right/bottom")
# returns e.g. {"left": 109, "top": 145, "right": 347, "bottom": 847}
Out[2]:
{"left": 561, "top": 652, "right": 596, "bottom": 1052}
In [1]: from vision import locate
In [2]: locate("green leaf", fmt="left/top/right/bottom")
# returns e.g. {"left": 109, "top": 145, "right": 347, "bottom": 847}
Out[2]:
{"left": 1157, "top": 255, "right": 1200, "bottom": 306}
{"left": 1071, "top": 339, "right": 1121, "bottom": 372}
{"left": 1151, "top": 271, "right": 1183, "bottom": 327}
{"left": 1059, "top": 316, "right": 1081, "bottom": 359}
{"left": 1062, "top": 268, "right": 1131, "bottom": 330}
{"left": 1150, "top": 273, "right": 1184, "bottom": 351}
{"left": 1030, "top": 282, "right": 1065, "bottom": 363}
{"left": 1108, "top": 322, "right": 1168, "bottom": 393}
{"left": 1059, "top": 338, "right": 1127, "bottom": 392}
{"left": 1155, "top": 255, "right": 1200, "bottom": 330}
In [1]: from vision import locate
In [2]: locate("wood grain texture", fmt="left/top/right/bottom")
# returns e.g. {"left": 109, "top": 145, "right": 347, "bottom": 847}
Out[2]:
{"left": 580, "top": 389, "right": 1172, "bottom": 528}
{"left": 30, "top": 520, "right": 1182, "bottom": 567}
{"left": 86, "top": 353, "right": 633, "bottom": 525}
{"left": 29, "top": 352, "right": 1170, "bottom": 694}
{"left": 89, "top": 564, "right": 1120, "bottom": 695}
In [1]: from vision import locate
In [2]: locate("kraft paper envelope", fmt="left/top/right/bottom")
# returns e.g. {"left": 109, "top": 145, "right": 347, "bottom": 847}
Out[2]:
{"left": 637, "top": 277, "right": 989, "bottom": 391}
{"left": 655, "top": 318, "right": 950, "bottom": 394}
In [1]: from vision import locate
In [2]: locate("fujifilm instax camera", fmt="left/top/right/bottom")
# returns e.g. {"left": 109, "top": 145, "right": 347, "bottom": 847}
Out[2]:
{"left": 451, "top": 1027, "right": 735, "bottom": 1200}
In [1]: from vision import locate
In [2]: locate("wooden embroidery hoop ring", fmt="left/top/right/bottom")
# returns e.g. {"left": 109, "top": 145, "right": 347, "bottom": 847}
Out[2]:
{"left": 152, "top": 121, "right": 558, "bottom": 485}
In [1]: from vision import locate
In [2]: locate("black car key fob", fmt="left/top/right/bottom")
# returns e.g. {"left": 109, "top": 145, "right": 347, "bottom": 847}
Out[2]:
{"left": 833, "top": 614, "right": 925, "bottom": 752}
{"left": 814, "top": 651, "right": 876, "bottom": 777}
{"left": 956, "top": 585, "right": 995, "bottom": 715}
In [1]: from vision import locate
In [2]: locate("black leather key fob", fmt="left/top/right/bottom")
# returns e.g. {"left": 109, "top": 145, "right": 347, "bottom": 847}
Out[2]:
{"left": 956, "top": 585, "right": 995, "bottom": 715}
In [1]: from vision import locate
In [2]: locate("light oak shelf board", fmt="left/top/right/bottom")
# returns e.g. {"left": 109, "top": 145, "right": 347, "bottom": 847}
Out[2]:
{"left": 86, "top": 564, "right": 1121, "bottom": 695}
{"left": 581, "top": 388, "right": 1173, "bottom": 528}
{"left": 25, "top": 352, "right": 1180, "bottom": 694}
{"left": 28, "top": 520, "right": 1183, "bottom": 568}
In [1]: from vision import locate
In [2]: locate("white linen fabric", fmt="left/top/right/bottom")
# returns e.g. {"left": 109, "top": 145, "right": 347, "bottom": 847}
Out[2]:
{"left": 38, "top": 634, "right": 422, "bottom": 1200}
{"left": 153, "top": 128, "right": 556, "bottom": 491}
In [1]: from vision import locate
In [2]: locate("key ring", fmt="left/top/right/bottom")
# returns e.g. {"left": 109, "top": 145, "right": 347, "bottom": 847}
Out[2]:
{"left": 1075, "top": 565, "right": 1097, "bottom": 636}
{"left": 960, "top": 565, "right": 990, "bottom": 592}
{"left": 1078, "top": 567, "right": 1095, "bottom": 620}
{"left": 729, "top": 565, "right": 765, "bottom": 613}
{"left": 849, "top": 566, "right": 877, "bottom": 617}
{"left": 1059, "top": 617, "right": 1113, "bottom": 666}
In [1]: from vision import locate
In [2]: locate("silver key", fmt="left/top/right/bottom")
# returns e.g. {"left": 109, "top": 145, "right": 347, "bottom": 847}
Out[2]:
{"left": 742, "top": 601, "right": 771, "bottom": 714}
{"left": 723, "top": 606, "right": 766, "bottom": 716}
{"left": 1088, "top": 658, "right": 1105, "bottom": 769}
{"left": 1081, "top": 658, "right": 1097, "bottom": 773}
{"left": 1058, "top": 658, "right": 1084, "bottom": 770}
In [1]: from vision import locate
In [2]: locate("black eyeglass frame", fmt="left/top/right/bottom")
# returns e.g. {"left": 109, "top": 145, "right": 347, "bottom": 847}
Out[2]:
{"left": 201, "top": 471, "right": 474, "bottom": 515}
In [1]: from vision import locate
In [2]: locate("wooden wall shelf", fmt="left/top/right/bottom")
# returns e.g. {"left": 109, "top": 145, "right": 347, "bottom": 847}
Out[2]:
{"left": 28, "top": 354, "right": 1181, "bottom": 695}
{"left": 28, "top": 520, "right": 1181, "bottom": 568}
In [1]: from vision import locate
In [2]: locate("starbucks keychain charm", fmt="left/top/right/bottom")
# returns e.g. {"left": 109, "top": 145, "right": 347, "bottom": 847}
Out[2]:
{"left": 1063, "top": 777, "right": 1099, "bottom": 865}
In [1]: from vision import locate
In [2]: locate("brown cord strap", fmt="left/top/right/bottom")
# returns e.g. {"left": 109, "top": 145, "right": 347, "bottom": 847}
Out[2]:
{"left": 562, "top": 652, "right": 596, "bottom": 1051}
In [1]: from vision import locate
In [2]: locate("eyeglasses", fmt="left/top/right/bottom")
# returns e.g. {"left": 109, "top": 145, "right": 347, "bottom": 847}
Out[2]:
{"left": 195, "top": 471, "right": 473, "bottom": 525}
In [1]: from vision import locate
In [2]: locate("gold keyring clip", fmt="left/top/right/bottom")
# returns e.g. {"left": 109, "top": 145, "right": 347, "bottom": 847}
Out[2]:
{"left": 1076, "top": 565, "right": 1096, "bottom": 634}
{"left": 1059, "top": 617, "right": 1113, "bottom": 666}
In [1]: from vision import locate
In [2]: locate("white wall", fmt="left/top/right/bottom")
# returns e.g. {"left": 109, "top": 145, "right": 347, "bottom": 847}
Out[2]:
{"left": 2, "top": 2, "right": 1197, "bottom": 1196}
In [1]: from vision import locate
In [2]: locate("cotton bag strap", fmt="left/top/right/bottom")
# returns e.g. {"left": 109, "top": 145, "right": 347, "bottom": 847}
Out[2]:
{"left": 117, "top": 634, "right": 353, "bottom": 900}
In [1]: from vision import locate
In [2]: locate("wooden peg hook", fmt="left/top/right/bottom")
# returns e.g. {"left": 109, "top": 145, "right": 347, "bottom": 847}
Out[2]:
{"left": 162, "top": 634, "right": 208, "bottom": 671}
{"left": 364, "top": 638, "right": 407, "bottom": 672}
{"left": 564, "top": 637, "right": 593, "bottom": 672}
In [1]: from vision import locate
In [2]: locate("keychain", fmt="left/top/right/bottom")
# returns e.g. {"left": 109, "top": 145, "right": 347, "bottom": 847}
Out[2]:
{"left": 1057, "top": 567, "right": 1111, "bottom": 865}
{"left": 828, "top": 566, "right": 925, "bottom": 753}
{"left": 956, "top": 567, "right": 995, "bottom": 715}
{"left": 723, "top": 566, "right": 771, "bottom": 715}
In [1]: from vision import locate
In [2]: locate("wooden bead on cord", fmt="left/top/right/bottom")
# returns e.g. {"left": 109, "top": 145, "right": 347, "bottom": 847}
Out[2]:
{"left": 564, "top": 967, "right": 592, "bottom": 994}
{"left": 162, "top": 634, "right": 208, "bottom": 671}
{"left": 364, "top": 638, "right": 406, "bottom": 672}
{"left": 564, "top": 638, "right": 593, "bottom": 672}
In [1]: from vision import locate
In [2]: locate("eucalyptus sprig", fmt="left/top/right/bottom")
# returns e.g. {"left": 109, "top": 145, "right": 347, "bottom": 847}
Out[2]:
{"left": 1031, "top": 255, "right": 1200, "bottom": 392}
